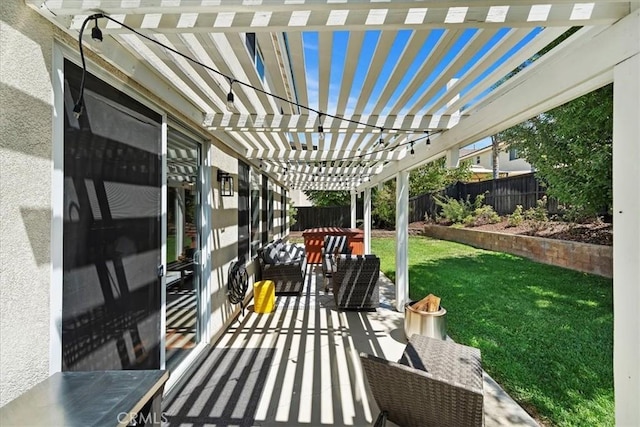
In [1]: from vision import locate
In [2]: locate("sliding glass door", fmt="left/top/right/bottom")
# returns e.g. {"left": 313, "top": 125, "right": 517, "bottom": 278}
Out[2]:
{"left": 165, "top": 128, "right": 202, "bottom": 370}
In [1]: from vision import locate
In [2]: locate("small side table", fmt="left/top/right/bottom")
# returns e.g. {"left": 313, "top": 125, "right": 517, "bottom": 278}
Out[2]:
{"left": 253, "top": 280, "right": 275, "bottom": 313}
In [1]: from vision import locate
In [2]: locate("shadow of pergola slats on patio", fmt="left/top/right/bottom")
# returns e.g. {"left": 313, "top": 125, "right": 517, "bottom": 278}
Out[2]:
{"left": 163, "top": 266, "right": 406, "bottom": 426}
{"left": 163, "top": 266, "right": 539, "bottom": 427}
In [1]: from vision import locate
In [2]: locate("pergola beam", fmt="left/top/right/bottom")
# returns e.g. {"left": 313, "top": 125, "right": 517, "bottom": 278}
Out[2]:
{"left": 47, "top": 3, "right": 629, "bottom": 33}
{"left": 246, "top": 149, "right": 400, "bottom": 162}
{"left": 203, "top": 113, "right": 457, "bottom": 132}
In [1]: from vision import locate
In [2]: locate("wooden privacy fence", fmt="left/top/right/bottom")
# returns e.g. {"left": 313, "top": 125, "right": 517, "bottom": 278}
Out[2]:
{"left": 292, "top": 204, "right": 364, "bottom": 231}
{"left": 410, "top": 173, "right": 559, "bottom": 221}
{"left": 293, "top": 173, "right": 557, "bottom": 229}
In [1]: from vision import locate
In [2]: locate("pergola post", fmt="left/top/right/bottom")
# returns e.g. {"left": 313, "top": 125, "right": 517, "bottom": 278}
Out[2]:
{"left": 446, "top": 148, "right": 459, "bottom": 169}
{"left": 395, "top": 171, "right": 409, "bottom": 312}
{"left": 350, "top": 191, "right": 357, "bottom": 229}
{"left": 613, "top": 52, "right": 640, "bottom": 425}
{"left": 364, "top": 188, "right": 371, "bottom": 254}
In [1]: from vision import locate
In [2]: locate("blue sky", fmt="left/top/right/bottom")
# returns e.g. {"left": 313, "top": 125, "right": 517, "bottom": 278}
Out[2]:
{"left": 301, "top": 26, "right": 542, "bottom": 149}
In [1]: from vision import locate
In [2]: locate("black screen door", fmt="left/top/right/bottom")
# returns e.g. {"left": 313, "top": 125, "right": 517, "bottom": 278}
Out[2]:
{"left": 61, "top": 60, "right": 163, "bottom": 370}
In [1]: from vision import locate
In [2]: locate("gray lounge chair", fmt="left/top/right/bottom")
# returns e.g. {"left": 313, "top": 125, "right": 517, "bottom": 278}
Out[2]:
{"left": 360, "top": 334, "right": 484, "bottom": 426}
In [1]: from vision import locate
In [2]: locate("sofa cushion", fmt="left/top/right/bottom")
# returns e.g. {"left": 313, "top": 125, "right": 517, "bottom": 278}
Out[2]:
{"left": 278, "top": 250, "right": 292, "bottom": 263}
{"left": 283, "top": 243, "right": 305, "bottom": 261}
{"left": 262, "top": 245, "right": 281, "bottom": 264}
{"left": 323, "top": 235, "right": 349, "bottom": 255}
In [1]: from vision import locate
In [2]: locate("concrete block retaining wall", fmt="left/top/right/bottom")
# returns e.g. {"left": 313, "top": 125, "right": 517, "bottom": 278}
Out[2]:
{"left": 423, "top": 225, "right": 613, "bottom": 278}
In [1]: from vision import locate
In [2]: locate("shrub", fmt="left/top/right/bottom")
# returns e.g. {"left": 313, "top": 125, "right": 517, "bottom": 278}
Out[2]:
{"left": 507, "top": 205, "right": 524, "bottom": 227}
{"left": 436, "top": 193, "right": 499, "bottom": 226}
{"left": 524, "top": 196, "right": 549, "bottom": 222}
{"left": 372, "top": 184, "right": 396, "bottom": 228}
{"left": 467, "top": 204, "right": 501, "bottom": 226}
{"left": 289, "top": 205, "right": 298, "bottom": 226}
{"left": 560, "top": 205, "right": 594, "bottom": 223}
{"left": 435, "top": 195, "right": 473, "bottom": 225}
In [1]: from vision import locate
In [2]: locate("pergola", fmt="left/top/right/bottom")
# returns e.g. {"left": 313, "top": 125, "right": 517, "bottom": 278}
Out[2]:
{"left": 30, "top": 0, "right": 639, "bottom": 423}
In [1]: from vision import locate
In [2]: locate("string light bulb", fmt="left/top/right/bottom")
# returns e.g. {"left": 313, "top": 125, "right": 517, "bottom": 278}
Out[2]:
{"left": 426, "top": 131, "right": 431, "bottom": 145}
{"left": 410, "top": 142, "right": 415, "bottom": 157}
{"left": 91, "top": 18, "right": 103, "bottom": 42}
{"left": 317, "top": 112, "right": 325, "bottom": 140}
{"left": 226, "top": 79, "right": 236, "bottom": 112}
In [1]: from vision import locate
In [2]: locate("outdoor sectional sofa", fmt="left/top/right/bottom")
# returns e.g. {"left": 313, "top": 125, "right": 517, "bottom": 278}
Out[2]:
{"left": 257, "top": 240, "right": 306, "bottom": 295}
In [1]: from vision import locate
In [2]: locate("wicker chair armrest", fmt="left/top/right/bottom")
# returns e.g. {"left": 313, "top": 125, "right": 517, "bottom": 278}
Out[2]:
{"left": 400, "top": 334, "right": 483, "bottom": 392}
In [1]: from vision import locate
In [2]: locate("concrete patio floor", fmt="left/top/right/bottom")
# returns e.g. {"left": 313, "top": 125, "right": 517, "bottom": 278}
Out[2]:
{"left": 163, "top": 265, "right": 539, "bottom": 426}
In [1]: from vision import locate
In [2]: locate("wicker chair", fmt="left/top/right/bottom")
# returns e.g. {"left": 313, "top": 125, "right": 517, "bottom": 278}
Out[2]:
{"left": 360, "top": 334, "right": 484, "bottom": 427}
{"left": 332, "top": 254, "right": 380, "bottom": 310}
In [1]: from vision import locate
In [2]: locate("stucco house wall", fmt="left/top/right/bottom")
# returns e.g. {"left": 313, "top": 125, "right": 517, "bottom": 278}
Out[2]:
{"left": 208, "top": 143, "right": 243, "bottom": 342}
{"left": 497, "top": 150, "right": 533, "bottom": 173}
{"left": 0, "top": 1, "right": 56, "bottom": 405}
{"left": 465, "top": 145, "right": 533, "bottom": 176}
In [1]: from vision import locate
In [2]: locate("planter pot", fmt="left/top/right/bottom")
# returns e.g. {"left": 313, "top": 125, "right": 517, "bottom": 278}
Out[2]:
{"left": 404, "top": 301, "right": 447, "bottom": 340}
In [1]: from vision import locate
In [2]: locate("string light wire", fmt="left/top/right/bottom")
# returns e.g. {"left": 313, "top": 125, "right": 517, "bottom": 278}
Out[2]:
{"left": 73, "top": 13, "right": 436, "bottom": 135}
{"left": 73, "top": 13, "right": 445, "bottom": 190}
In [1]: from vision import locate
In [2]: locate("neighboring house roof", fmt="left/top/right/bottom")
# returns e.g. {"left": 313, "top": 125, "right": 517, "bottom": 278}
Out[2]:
{"left": 459, "top": 148, "right": 477, "bottom": 158}
{"left": 459, "top": 141, "right": 510, "bottom": 160}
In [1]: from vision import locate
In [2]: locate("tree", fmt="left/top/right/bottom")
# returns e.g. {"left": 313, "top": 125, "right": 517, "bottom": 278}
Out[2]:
{"left": 409, "top": 158, "right": 472, "bottom": 196}
{"left": 303, "top": 190, "right": 350, "bottom": 207}
{"left": 499, "top": 84, "right": 613, "bottom": 219}
{"left": 371, "top": 159, "right": 472, "bottom": 228}
{"left": 303, "top": 159, "right": 470, "bottom": 227}
{"left": 491, "top": 135, "right": 500, "bottom": 180}
{"left": 372, "top": 182, "right": 396, "bottom": 229}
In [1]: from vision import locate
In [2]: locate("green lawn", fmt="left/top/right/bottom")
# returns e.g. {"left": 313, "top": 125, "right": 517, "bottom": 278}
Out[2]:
{"left": 167, "top": 235, "right": 177, "bottom": 263}
{"left": 372, "top": 236, "right": 614, "bottom": 427}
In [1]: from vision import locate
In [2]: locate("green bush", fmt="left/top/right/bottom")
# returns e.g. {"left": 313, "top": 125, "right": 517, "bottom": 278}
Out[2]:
{"left": 372, "top": 184, "right": 396, "bottom": 228}
{"left": 435, "top": 195, "right": 473, "bottom": 225}
{"left": 467, "top": 204, "right": 500, "bottom": 226}
{"left": 560, "top": 204, "right": 595, "bottom": 223}
{"left": 436, "top": 193, "right": 499, "bottom": 226}
{"left": 288, "top": 205, "right": 298, "bottom": 226}
{"left": 507, "top": 205, "right": 524, "bottom": 227}
{"left": 524, "top": 196, "right": 549, "bottom": 222}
